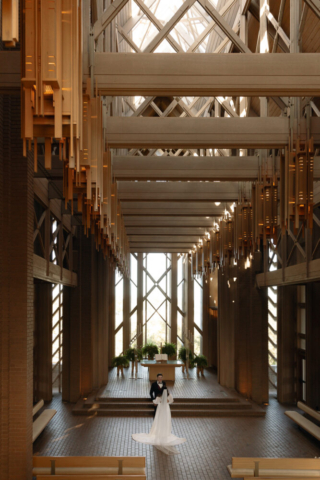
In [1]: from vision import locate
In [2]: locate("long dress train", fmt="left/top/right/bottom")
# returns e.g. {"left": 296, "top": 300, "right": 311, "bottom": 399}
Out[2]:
{"left": 132, "top": 389, "right": 186, "bottom": 455}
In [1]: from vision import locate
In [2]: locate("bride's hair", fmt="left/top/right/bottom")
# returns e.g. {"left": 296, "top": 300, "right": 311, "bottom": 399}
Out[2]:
{"left": 156, "top": 386, "right": 169, "bottom": 398}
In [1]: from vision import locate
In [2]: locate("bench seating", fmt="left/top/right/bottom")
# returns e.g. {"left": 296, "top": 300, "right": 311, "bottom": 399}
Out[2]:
{"left": 243, "top": 478, "right": 320, "bottom": 480}
{"left": 37, "top": 476, "right": 146, "bottom": 480}
{"left": 33, "top": 408, "right": 57, "bottom": 442}
{"left": 285, "top": 411, "right": 320, "bottom": 441}
{"left": 33, "top": 399, "right": 45, "bottom": 416}
{"left": 297, "top": 402, "right": 320, "bottom": 423}
{"left": 33, "top": 456, "right": 146, "bottom": 478}
{"left": 227, "top": 457, "right": 320, "bottom": 478}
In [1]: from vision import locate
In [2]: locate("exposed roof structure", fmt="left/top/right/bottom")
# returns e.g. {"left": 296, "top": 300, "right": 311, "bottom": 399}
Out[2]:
{"left": 95, "top": 0, "right": 320, "bottom": 253}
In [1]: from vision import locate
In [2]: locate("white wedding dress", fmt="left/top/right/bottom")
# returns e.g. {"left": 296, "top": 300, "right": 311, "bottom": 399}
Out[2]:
{"left": 132, "top": 389, "right": 186, "bottom": 455}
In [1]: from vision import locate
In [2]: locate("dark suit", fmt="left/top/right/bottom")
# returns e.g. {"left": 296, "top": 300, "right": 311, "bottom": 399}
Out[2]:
{"left": 150, "top": 381, "right": 166, "bottom": 418}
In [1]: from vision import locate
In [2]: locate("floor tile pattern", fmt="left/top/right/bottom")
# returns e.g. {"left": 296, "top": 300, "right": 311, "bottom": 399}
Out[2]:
{"left": 34, "top": 369, "right": 320, "bottom": 480}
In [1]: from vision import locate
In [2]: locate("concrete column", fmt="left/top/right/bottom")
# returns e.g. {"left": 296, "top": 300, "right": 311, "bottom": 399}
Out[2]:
{"left": 171, "top": 253, "right": 177, "bottom": 345}
{"left": 277, "top": 285, "right": 296, "bottom": 404}
{"left": 218, "top": 266, "right": 236, "bottom": 388}
{"left": 0, "top": 96, "right": 34, "bottom": 480}
{"left": 63, "top": 231, "right": 111, "bottom": 401}
{"left": 218, "top": 260, "right": 269, "bottom": 403}
{"left": 34, "top": 283, "right": 52, "bottom": 402}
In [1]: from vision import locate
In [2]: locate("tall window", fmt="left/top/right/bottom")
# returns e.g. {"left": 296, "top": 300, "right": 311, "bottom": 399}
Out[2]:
{"left": 296, "top": 286, "right": 306, "bottom": 402}
{"left": 177, "top": 254, "right": 186, "bottom": 350}
{"left": 143, "top": 253, "right": 171, "bottom": 345}
{"left": 129, "top": 254, "right": 138, "bottom": 346}
{"left": 51, "top": 219, "right": 63, "bottom": 393}
{"left": 115, "top": 270, "right": 124, "bottom": 356}
{"left": 52, "top": 283, "right": 63, "bottom": 393}
{"left": 268, "top": 242, "right": 278, "bottom": 392}
{"left": 194, "top": 276, "right": 203, "bottom": 355}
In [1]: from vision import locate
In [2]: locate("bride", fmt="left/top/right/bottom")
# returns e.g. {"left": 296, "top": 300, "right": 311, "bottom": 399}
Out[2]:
{"left": 132, "top": 387, "right": 186, "bottom": 455}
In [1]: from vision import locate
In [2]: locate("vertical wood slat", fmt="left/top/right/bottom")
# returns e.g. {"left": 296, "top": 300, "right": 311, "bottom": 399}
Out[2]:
{"left": 171, "top": 254, "right": 178, "bottom": 347}
{"left": 2, "top": 0, "right": 19, "bottom": 45}
{"left": 137, "top": 253, "right": 143, "bottom": 349}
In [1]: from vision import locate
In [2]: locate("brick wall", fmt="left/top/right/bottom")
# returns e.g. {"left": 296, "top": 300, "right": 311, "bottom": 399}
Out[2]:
{"left": 63, "top": 231, "right": 111, "bottom": 402}
{"left": 0, "top": 95, "right": 34, "bottom": 479}
{"left": 218, "top": 260, "right": 268, "bottom": 404}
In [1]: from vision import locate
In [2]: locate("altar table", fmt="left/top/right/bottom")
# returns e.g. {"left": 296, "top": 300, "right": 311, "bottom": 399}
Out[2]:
{"left": 140, "top": 360, "right": 184, "bottom": 381}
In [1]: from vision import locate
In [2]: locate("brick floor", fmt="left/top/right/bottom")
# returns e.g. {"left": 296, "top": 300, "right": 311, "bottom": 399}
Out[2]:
{"left": 33, "top": 369, "right": 320, "bottom": 480}
{"left": 98, "top": 365, "right": 234, "bottom": 399}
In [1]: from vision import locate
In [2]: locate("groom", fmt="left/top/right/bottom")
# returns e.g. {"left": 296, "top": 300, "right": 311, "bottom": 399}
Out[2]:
{"left": 150, "top": 373, "right": 166, "bottom": 418}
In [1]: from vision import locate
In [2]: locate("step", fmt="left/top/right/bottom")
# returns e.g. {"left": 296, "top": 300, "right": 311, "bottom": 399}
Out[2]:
{"left": 73, "top": 408, "right": 265, "bottom": 418}
{"left": 94, "top": 397, "right": 240, "bottom": 404}
{"left": 83, "top": 401, "right": 252, "bottom": 411}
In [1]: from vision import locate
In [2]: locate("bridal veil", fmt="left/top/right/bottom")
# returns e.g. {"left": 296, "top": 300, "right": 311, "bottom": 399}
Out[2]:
{"left": 132, "top": 389, "right": 186, "bottom": 455}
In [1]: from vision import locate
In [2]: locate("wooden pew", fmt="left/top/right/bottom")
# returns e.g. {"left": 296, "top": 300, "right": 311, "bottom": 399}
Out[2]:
{"left": 37, "top": 476, "right": 146, "bottom": 480}
{"left": 244, "top": 478, "right": 320, "bottom": 480}
{"left": 33, "top": 456, "right": 146, "bottom": 478}
{"left": 227, "top": 457, "right": 320, "bottom": 478}
{"left": 33, "top": 399, "right": 44, "bottom": 416}
{"left": 33, "top": 408, "right": 57, "bottom": 442}
{"left": 297, "top": 401, "right": 320, "bottom": 422}
{"left": 285, "top": 411, "right": 320, "bottom": 441}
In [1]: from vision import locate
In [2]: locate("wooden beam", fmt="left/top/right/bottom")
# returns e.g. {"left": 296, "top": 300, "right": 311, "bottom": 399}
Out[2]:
{"left": 122, "top": 204, "right": 226, "bottom": 215}
{"left": 106, "top": 116, "right": 291, "bottom": 149}
{"left": 256, "top": 258, "right": 320, "bottom": 287}
{"left": 118, "top": 181, "right": 240, "bottom": 201}
{"left": 93, "top": 0, "right": 129, "bottom": 40}
{"left": 126, "top": 227, "right": 208, "bottom": 236}
{"left": 33, "top": 254, "right": 77, "bottom": 287}
{"left": 129, "top": 235, "right": 203, "bottom": 243}
{"left": 197, "top": 0, "right": 251, "bottom": 53}
{"left": 92, "top": 53, "right": 320, "bottom": 97}
{"left": 303, "top": 0, "right": 320, "bottom": 19}
{"left": 131, "top": 242, "right": 194, "bottom": 248}
{"left": 187, "top": 0, "right": 237, "bottom": 52}
{"left": 123, "top": 216, "right": 220, "bottom": 227}
{"left": 134, "top": 0, "right": 184, "bottom": 53}
{"left": 133, "top": 248, "right": 191, "bottom": 253}
{"left": 113, "top": 155, "right": 275, "bottom": 180}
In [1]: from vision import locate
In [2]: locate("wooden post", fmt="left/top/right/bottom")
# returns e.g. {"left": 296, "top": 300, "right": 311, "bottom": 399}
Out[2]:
{"left": 108, "top": 262, "right": 115, "bottom": 366}
{"left": 171, "top": 253, "right": 178, "bottom": 346}
{"left": 137, "top": 253, "right": 143, "bottom": 349}
{"left": 123, "top": 275, "right": 130, "bottom": 351}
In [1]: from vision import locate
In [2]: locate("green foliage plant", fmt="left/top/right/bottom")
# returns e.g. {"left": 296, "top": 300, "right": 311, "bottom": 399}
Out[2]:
{"left": 142, "top": 342, "right": 159, "bottom": 359}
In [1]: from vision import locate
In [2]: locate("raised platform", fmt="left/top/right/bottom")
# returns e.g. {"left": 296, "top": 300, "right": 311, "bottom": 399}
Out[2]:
{"left": 73, "top": 366, "right": 265, "bottom": 418}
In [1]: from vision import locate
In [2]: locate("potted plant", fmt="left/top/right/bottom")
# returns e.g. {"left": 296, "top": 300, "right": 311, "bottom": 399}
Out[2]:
{"left": 178, "top": 346, "right": 194, "bottom": 373}
{"left": 189, "top": 357, "right": 195, "bottom": 369}
{"left": 112, "top": 355, "right": 129, "bottom": 376}
{"left": 194, "top": 354, "right": 208, "bottom": 377}
{"left": 124, "top": 347, "right": 136, "bottom": 374}
{"left": 142, "top": 342, "right": 159, "bottom": 360}
{"left": 136, "top": 348, "right": 143, "bottom": 362}
{"left": 162, "top": 342, "right": 177, "bottom": 360}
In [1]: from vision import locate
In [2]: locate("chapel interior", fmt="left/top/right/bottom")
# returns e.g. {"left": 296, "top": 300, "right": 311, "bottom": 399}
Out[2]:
{"left": 1, "top": 0, "right": 320, "bottom": 478}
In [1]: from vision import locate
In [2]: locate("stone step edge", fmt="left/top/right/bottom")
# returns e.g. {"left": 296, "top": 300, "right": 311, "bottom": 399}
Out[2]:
{"left": 94, "top": 397, "right": 240, "bottom": 403}
{"left": 72, "top": 408, "right": 265, "bottom": 417}
{"left": 82, "top": 403, "right": 253, "bottom": 410}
